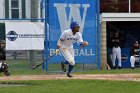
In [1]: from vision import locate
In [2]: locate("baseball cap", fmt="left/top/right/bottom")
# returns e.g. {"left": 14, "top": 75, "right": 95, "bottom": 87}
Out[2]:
{"left": 70, "top": 21, "right": 79, "bottom": 30}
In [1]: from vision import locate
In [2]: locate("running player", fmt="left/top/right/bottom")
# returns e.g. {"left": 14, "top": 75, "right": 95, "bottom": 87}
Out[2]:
{"left": 55, "top": 21, "right": 88, "bottom": 77}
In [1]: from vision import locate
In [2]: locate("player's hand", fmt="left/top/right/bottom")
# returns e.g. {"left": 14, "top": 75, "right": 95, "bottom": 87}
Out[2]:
{"left": 82, "top": 41, "right": 88, "bottom": 47}
{"left": 55, "top": 49, "right": 60, "bottom": 54}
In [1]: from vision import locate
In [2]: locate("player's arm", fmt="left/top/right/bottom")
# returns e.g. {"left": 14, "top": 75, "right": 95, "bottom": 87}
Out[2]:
{"left": 55, "top": 39, "right": 64, "bottom": 54}
{"left": 79, "top": 41, "right": 88, "bottom": 47}
{"left": 56, "top": 32, "right": 66, "bottom": 54}
{"left": 77, "top": 32, "right": 88, "bottom": 47}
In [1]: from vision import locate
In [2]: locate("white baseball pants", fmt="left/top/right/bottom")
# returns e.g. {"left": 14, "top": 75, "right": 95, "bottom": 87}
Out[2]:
{"left": 60, "top": 47, "right": 75, "bottom": 65}
{"left": 130, "top": 56, "right": 139, "bottom": 67}
{"left": 112, "top": 47, "right": 121, "bottom": 67}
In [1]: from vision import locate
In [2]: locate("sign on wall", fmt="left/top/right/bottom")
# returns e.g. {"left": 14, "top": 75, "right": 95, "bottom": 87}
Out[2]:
{"left": 48, "top": 0, "right": 99, "bottom": 64}
{"left": 5, "top": 22, "right": 44, "bottom": 50}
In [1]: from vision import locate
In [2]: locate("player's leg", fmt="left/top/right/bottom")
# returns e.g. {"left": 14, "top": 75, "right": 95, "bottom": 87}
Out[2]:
{"left": 67, "top": 65, "right": 74, "bottom": 77}
{"left": 63, "top": 61, "right": 69, "bottom": 64}
{"left": 67, "top": 48, "right": 75, "bottom": 77}
{"left": 112, "top": 48, "right": 117, "bottom": 69}
{"left": 60, "top": 61, "right": 67, "bottom": 72}
{"left": 61, "top": 60, "right": 70, "bottom": 71}
{"left": 130, "top": 56, "right": 135, "bottom": 69}
{"left": 61, "top": 47, "right": 75, "bottom": 77}
{"left": 116, "top": 47, "right": 121, "bottom": 69}
{"left": 0, "top": 63, "right": 3, "bottom": 72}
{"left": 60, "top": 48, "right": 75, "bottom": 77}
{"left": 60, "top": 48, "right": 69, "bottom": 72}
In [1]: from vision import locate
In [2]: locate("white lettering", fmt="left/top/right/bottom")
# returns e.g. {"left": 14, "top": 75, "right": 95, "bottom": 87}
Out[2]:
{"left": 79, "top": 49, "right": 84, "bottom": 56}
{"left": 54, "top": 3, "right": 90, "bottom": 34}
{"left": 7, "top": 35, "right": 18, "bottom": 37}
{"left": 49, "top": 49, "right": 95, "bottom": 56}
{"left": 74, "top": 49, "right": 79, "bottom": 56}
{"left": 50, "top": 49, "right": 55, "bottom": 55}
{"left": 85, "top": 49, "right": 90, "bottom": 56}
{"left": 50, "top": 49, "right": 62, "bottom": 56}
{"left": 90, "top": 49, "right": 94, "bottom": 56}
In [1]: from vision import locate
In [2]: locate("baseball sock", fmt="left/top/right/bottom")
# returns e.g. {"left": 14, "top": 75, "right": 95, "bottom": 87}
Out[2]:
{"left": 67, "top": 65, "right": 74, "bottom": 75}
{"left": 64, "top": 61, "right": 69, "bottom": 64}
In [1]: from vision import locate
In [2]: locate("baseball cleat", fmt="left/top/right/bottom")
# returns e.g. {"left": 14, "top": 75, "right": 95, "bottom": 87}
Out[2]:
{"left": 67, "top": 74, "right": 73, "bottom": 78}
{"left": 113, "top": 66, "right": 116, "bottom": 69}
{"left": 118, "top": 66, "right": 121, "bottom": 69}
{"left": 131, "top": 67, "right": 134, "bottom": 69}
{"left": 61, "top": 62, "right": 66, "bottom": 72}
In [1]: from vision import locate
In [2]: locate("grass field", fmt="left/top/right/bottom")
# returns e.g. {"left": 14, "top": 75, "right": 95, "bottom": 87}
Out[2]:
{"left": 0, "top": 68, "right": 140, "bottom": 93}
{"left": 0, "top": 59, "right": 140, "bottom": 93}
{"left": 4, "top": 59, "right": 140, "bottom": 75}
{"left": 0, "top": 79, "right": 140, "bottom": 93}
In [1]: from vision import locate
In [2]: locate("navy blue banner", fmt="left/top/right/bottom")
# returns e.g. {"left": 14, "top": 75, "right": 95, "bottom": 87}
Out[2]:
{"left": 48, "top": 0, "right": 98, "bottom": 64}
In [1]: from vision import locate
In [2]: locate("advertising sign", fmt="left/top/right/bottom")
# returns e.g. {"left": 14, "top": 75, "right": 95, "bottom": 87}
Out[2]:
{"left": 6, "top": 22, "right": 44, "bottom": 50}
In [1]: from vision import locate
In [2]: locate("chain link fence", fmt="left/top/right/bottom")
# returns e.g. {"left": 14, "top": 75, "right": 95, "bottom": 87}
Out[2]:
{"left": 0, "top": 21, "right": 44, "bottom": 74}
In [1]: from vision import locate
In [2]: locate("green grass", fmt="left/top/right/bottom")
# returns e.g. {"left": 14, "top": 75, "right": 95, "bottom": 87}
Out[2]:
{"left": 2, "top": 58, "right": 140, "bottom": 75}
{"left": 5, "top": 59, "right": 140, "bottom": 75}
{"left": 1, "top": 67, "right": 140, "bottom": 76}
{"left": 4, "top": 59, "right": 83, "bottom": 75}
{"left": 3, "top": 59, "right": 46, "bottom": 75}
{"left": 1, "top": 59, "right": 140, "bottom": 93}
{"left": 0, "top": 80, "right": 140, "bottom": 93}
{"left": 74, "top": 68, "right": 140, "bottom": 74}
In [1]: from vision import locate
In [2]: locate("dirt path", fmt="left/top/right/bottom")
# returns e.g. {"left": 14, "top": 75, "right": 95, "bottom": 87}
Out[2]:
{"left": 0, "top": 73, "right": 140, "bottom": 81}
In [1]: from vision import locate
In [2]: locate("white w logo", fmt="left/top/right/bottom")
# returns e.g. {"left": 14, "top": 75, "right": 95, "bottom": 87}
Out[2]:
{"left": 54, "top": 3, "right": 90, "bottom": 34}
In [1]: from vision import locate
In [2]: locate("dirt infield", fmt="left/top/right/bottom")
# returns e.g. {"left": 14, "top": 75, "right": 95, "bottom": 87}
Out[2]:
{"left": 0, "top": 73, "right": 140, "bottom": 81}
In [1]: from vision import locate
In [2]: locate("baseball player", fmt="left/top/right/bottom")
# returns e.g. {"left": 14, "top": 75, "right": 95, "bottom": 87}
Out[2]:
{"left": 0, "top": 40, "right": 6, "bottom": 61}
{"left": 0, "top": 40, "right": 10, "bottom": 76}
{"left": 0, "top": 62, "right": 10, "bottom": 76}
{"left": 130, "top": 40, "right": 139, "bottom": 69}
{"left": 55, "top": 21, "right": 88, "bottom": 77}
{"left": 111, "top": 31, "right": 121, "bottom": 69}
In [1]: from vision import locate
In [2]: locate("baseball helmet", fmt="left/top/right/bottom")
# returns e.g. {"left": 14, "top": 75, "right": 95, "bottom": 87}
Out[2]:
{"left": 70, "top": 21, "right": 79, "bottom": 30}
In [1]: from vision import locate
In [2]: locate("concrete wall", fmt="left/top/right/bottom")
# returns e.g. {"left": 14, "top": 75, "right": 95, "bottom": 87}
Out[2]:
{"left": 100, "top": 21, "right": 107, "bottom": 69}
